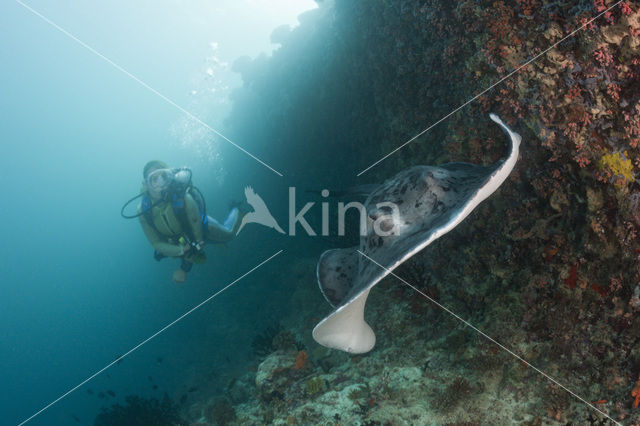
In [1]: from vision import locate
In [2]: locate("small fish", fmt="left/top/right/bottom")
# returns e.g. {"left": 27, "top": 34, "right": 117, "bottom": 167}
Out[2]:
{"left": 180, "top": 394, "right": 188, "bottom": 404}
{"left": 225, "top": 356, "right": 231, "bottom": 363}
{"left": 115, "top": 354, "right": 124, "bottom": 365}
{"left": 86, "top": 389, "right": 94, "bottom": 395}
{"left": 71, "top": 414, "right": 80, "bottom": 423}
{"left": 156, "top": 357, "right": 163, "bottom": 364}
{"left": 152, "top": 384, "right": 158, "bottom": 390}
{"left": 147, "top": 376, "right": 153, "bottom": 382}
{"left": 187, "top": 386, "right": 198, "bottom": 393}
{"left": 98, "top": 392, "right": 105, "bottom": 399}
{"left": 106, "top": 390, "right": 115, "bottom": 397}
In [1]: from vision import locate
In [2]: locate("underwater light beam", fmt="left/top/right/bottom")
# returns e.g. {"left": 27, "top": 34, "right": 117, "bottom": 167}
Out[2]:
{"left": 356, "top": 0, "right": 625, "bottom": 176}
{"left": 17, "top": 249, "right": 283, "bottom": 426}
{"left": 357, "top": 250, "right": 621, "bottom": 425}
{"left": 14, "top": 0, "right": 284, "bottom": 177}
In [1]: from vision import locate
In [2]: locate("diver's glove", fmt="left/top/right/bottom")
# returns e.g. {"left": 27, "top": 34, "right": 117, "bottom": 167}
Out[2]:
{"left": 178, "top": 236, "right": 203, "bottom": 256}
{"left": 190, "top": 240, "right": 204, "bottom": 253}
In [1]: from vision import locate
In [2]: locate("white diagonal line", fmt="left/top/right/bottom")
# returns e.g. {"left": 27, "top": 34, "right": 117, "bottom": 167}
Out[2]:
{"left": 14, "top": 0, "right": 283, "bottom": 177}
{"left": 357, "top": 250, "right": 620, "bottom": 425}
{"left": 18, "top": 249, "right": 283, "bottom": 426}
{"left": 357, "top": 0, "right": 624, "bottom": 176}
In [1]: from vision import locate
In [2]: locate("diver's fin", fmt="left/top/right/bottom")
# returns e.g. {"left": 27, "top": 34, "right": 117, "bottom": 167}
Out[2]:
{"left": 312, "top": 288, "right": 375, "bottom": 354}
{"left": 316, "top": 248, "right": 359, "bottom": 307}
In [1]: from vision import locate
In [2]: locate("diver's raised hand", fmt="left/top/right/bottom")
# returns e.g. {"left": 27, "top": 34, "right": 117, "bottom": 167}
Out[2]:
{"left": 173, "top": 269, "right": 187, "bottom": 284}
{"left": 179, "top": 243, "right": 191, "bottom": 256}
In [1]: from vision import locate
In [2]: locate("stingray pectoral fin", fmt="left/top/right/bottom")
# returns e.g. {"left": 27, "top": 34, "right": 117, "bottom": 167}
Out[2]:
{"left": 471, "top": 113, "right": 520, "bottom": 196}
{"left": 312, "top": 289, "right": 375, "bottom": 354}
{"left": 317, "top": 248, "right": 359, "bottom": 307}
{"left": 490, "top": 113, "right": 521, "bottom": 148}
{"left": 315, "top": 248, "right": 375, "bottom": 353}
{"left": 489, "top": 113, "right": 521, "bottom": 182}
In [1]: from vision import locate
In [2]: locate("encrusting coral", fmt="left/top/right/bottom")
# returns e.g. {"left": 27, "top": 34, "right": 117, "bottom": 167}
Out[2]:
{"left": 304, "top": 377, "right": 326, "bottom": 396}
{"left": 600, "top": 151, "right": 636, "bottom": 184}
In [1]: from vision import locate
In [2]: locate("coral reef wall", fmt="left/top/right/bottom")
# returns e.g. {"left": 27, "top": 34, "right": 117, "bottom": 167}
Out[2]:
{"left": 223, "top": 0, "right": 640, "bottom": 423}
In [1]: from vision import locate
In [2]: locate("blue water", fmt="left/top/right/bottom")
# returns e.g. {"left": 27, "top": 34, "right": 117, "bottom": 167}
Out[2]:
{"left": 1, "top": 1, "right": 318, "bottom": 424}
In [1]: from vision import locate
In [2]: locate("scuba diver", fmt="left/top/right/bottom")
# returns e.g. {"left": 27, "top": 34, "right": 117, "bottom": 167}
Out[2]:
{"left": 121, "top": 160, "right": 248, "bottom": 283}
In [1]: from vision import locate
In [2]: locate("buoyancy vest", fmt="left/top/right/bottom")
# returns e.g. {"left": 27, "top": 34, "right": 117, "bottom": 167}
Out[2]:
{"left": 141, "top": 189, "right": 207, "bottom": 243}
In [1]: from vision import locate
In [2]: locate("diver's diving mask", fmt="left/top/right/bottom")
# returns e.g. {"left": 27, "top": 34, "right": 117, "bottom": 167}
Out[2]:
{"left": 146, "top": 168, "right": 173, "bottom": 191}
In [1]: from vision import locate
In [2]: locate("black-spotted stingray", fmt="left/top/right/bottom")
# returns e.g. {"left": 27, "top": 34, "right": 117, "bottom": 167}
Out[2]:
{"left": 313, "top": 114, "right": 521, "bottom": 353}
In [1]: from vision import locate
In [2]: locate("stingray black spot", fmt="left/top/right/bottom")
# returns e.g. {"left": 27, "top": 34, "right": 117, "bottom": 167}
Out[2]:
{"left": 414, "top": 201, "right": 422, "bottom": 208}
{"left": 339, "top": 273, "right": 347, "bottom": 279}
{"left": 377, "top": 237, "right": 384, "bottom": 247}
{"left": 400, "top": 184, "right": 408, "bottom": 194}
{"left": 336, "top": 266, "right": 342, "bottom": 272}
